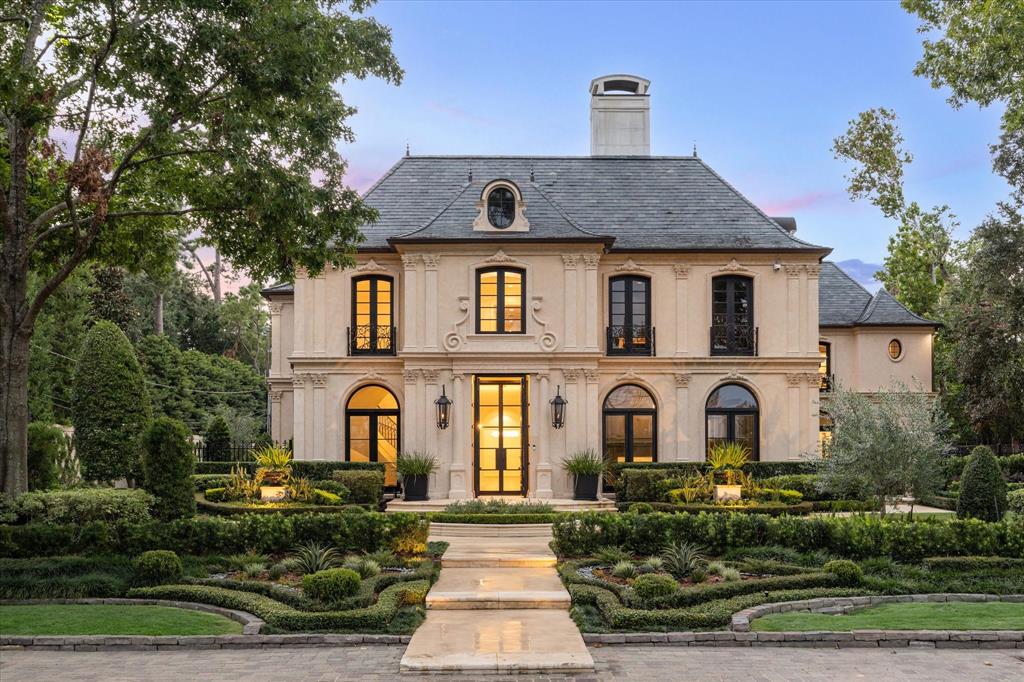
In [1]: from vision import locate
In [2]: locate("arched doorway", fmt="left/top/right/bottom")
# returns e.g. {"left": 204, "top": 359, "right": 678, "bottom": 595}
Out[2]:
{"left": 603, "top": 384, "right": 657, "bottom": 463}
{"left": 345, "top": 385, "right": 400, "bottom": 488}
{"left": 705, "top": 383, "right": 759, "bottom": 460}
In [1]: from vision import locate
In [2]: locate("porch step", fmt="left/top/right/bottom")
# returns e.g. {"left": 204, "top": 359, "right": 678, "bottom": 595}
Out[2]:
{"left": 434, "top": 534, "right": 557, "bottom": 569}
{"left": 430, "top": 522, "right": 553, "bottom": 538}
{"left": 426, "top": 567, "right": 570, "bottom": 610}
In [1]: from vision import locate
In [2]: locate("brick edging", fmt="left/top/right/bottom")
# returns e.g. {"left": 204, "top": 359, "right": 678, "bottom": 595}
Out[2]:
{"left": 582, "top": 593, "right": 1024, "bottom": 649}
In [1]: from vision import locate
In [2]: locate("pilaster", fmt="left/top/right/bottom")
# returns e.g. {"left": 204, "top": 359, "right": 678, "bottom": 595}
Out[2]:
{"left": 448, "top": 373, "right": 469, "bottom": 499}
{"left": 785, "top": 265, "right": 801, "bottom": 355}
{"left": 673, "top": 265, "right": 689, "bottom": 356}
{"left": 292, "top": 374, "right": 308, "bottom": 459}
{"left": 403, "top": 369, "right": 421, "bottom": 450}
{"left": 583, "top": 255, "right": 600, "bottom": 351}
{"left": 311, "top": 373, "right": 327, "bottom": 458}
{"left": 673, "top": 373, "right": 691, "bottom": 460}
{"left": 402, "top": 255, "right": 419, "bottom": 351}
{"left": 584, "top": 369, "right": 600, "bottom": 451}
{"left": 423, "top": 255, "right": 440, "bottom": 349}
{"left": 786, "top": 372, "right": 802, "bottom": 457}
{"left": 562, "top": 255, "right": 579, "bottom": 349}
{"left": 535, "top": 372, "right": 554, "bottom": 498}
{"left": 270, "top": 390, "right": 282, "bottom": 443}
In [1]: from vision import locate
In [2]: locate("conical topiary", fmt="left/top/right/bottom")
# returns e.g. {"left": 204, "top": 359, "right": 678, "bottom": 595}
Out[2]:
{"left": 957, "top": 446, "right": 1007, "bottom": 522}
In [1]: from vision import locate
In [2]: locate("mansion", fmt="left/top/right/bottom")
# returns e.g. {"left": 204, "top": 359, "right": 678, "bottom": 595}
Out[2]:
{"left": 263, "top": 75, "right": 936, "bottom": 499}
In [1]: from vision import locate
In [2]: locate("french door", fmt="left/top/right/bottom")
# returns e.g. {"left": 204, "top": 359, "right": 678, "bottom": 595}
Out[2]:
{"left": 474, "top": 376, "right": 529, "bottom": 495}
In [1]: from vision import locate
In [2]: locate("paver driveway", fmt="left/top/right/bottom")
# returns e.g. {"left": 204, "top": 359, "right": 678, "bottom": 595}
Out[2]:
{"left": 2, "top": 646, "right": 1022, "bottom": 681}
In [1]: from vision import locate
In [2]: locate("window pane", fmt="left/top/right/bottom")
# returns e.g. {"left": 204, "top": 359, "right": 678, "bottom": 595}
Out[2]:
{"left": 734, "top": 414, "right": 756, "bottom": 454}
{"left": 706, "top": 384, "right": 757, "bottom": 410}
{"left": 348, "top": 386, "right": 398, "bottom": 410}
{"left": 604, "top": 385, "right": 655, "bottom": 409}
{"left": 604, "top": 414, "right": 626, "bottom": 462}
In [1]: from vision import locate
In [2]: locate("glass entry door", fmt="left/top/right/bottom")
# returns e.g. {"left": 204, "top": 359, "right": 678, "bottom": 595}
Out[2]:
{"left": 474, "top": 376, "right": 528, "bottom": 495}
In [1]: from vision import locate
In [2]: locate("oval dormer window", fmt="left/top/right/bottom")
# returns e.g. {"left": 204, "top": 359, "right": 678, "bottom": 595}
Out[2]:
{"left": 487, "top": 187, "right": 516, "bottom": 229}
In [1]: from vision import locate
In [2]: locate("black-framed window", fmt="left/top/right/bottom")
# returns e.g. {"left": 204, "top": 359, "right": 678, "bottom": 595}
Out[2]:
{"left": 818, "top": 412, "right": 833, "bottom": 456}
{"left": 711, "top": 275, "right": 755, "bottom": 355}
{"left": 487, "top": 187, "right": 516, "bottom": 228}
{"left": 603, "top": 384, "right": 657, "bottom": 463}
{"left": 608, "top": 275, "right": 652, "bottom": 355}
{"left": 818, "top": 341, "right": 832, "bottom": 391}
{"left": 351, "top": 275, "right": 394, "bottom": 354}
{"left": 476, "top": 267, "right": 524, "bottom": 334}
{"left": 705, "top": 383, "right": 759, "bottom": 460}
{"left": 345, "top": 385, "right": 400, "bottom": 488}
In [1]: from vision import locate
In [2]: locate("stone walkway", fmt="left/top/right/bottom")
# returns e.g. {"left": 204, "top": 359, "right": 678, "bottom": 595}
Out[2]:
{"left": 400, "top": 523, "right": 594, "bottom": 673}
{"left": 2, "top": 646, "right": 1021, "bottom": 680}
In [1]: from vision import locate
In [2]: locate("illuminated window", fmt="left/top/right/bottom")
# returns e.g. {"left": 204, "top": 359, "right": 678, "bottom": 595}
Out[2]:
{"left": 706, "top": 383, "right": 759, "bottom": 460}
{"left": 476, "top": 267, "right": 524, "bottom": 334}
{"left": 350, "top": 275, "right": 393, "bottom": 354}
{"left": 602, "top": 384, "right": 657, "bottom": 463}
{"left": 608, "top": 276, "right": 652, "bottom": 355}
{"left": 345, "top": 385, "right": 400, "bottom": 488}
{"left": 818, "top": 342, "right": 832, "bottom": 391}
{"left": 711, "top": 275, "right": 755, "bottom": 355}
{"left": 888, "top": 339, "right": 902, "bottom": 360}
{"left": 818, "top": 413, "right": 833, "bottom": 456}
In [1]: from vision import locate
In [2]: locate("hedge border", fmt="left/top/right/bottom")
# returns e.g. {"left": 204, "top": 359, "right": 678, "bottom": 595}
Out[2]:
{"left": 195, "top": 493, "right": 369, "bottom": 516}
{"left": 0, "top": 598, "right": 263, "bottom": 633}
{"left": 194, "top": 461, "right": 385, "bottom": 476}
{"left": 424, "top": 512, "right": 565, "bottom": 524}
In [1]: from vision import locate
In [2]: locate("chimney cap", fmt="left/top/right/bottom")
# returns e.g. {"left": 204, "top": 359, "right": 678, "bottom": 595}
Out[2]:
{"left": 771, "top": 217, "right": 797, "bottom": 234}
{"left": 590, "top": 74, "right": 650, "bottom": 96}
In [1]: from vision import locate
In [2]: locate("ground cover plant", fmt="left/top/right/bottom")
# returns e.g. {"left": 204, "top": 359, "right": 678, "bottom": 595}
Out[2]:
{"left": 0, "top": 604, "right": 243, "bottom": 636}
{"left": 750, "top": 602, "right": 1024, "bottom": 632}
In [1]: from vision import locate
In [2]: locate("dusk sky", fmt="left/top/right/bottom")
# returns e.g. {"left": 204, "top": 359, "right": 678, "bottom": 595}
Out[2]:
{"left": 334, "top": 0, "right": 1010, "bottom": 285}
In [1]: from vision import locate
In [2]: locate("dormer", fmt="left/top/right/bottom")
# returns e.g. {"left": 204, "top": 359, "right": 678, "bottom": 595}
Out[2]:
{"left": 472, "top": 179, "right": 530, "bottom": 232}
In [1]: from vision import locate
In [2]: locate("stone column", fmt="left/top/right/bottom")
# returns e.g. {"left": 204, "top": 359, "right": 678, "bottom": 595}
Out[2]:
{"left": 583, "top": 255, "right": 600, "bottom": 351}
{"left": 786, "top": 373, "right": 802, "bottom": 458}
{"left": 423, "top": 255, "right": 440, "bottom": 350}
{"left": 270, "top": 391, "right": 282, "bottom": 443}
{"left": 674, "top": 373, "right": 691, "bottom": 461}
{"left": 786, "top": 265, "right": 801, "bottom": 355}
{"left": 673, "top": 265, "right": 689, "bottom": 356}
{"left": 403, "top": 369, "right": 420, "bottom": 451}
{"left": 422, "top": 369, "right": 441, "bottom": 492}
{"left": 402, "top": 255, "right": 419, "bottom": 351}
{"left": 805, "top": 265, "right": 821, "bottom": 357}
{"left": 448, "top": 373, "right": 469, "bottom": 499}
{"left": 311, "top": 373, "right": 327, "bottom": 458}
{"left": 535, "top": 373, "right": 554, "bottom": 498}
{"left": 797, "top": 267, "right": 808, "bottom": 356}
{"left": 293, "top": 269, "right": 308, "bottom": 356}
{"left": 562, "top": 255, "right": 579, "bottom": 349}
{"left": 292, "top": 374, "right": 308, "bottom": 458}
{"left": 269, "top": 303, "right": 283, "bottom": 376}
{"left": 584, "top": 369, "right": 600, "bottom": 451}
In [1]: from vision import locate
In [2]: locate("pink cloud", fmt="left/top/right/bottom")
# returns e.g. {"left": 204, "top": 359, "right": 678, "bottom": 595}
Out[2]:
{"left": 759, "top": 189, "right": 845, "bottom": 214}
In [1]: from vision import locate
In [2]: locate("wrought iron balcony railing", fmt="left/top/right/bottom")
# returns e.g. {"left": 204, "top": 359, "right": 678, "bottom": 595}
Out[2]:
{"left": 709, "top": 324, "right": 757, "bottom": 357}
{"left": 347, "top": 325, "right": 397, "bottom": 356}
{"left": 606, "top": 325, "right": 655, "bottom": 356}
{"left": 820, "top": 373, "right": 834, "bottom": 393}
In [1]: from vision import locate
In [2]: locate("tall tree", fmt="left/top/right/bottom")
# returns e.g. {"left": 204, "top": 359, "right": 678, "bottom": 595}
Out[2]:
{"left": 136, "top": 333, "right": 194, "bottom": 424}
{"left": 1, "top": 1, "right": 401, "bottom": 494}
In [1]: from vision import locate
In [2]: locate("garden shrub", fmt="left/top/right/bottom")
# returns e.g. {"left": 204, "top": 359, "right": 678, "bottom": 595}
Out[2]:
{"left": 204, "top": 415, "right": 232, "bottom": 461}
{"left": 193, "top": 474, "right": 232, "bottom": 491}
{"left": 922, "top": 555, "right": 1024, "bottom": 571}
{"left": 749, "top": 488, "right": 803, "bottom": 505}
{"left": 0, "top": 555, "right": 133, "bottom": 599}
{"left": 10, "top": 488, "right": 153, "bottom": 525}
{"left": 313, "top": 490, "right": 343, "bottom": 506}
{"left": 1008, "top": 489, "right": 1024, "bottom": 515}
{"left": 823, "top": 559, "right": 863, "bottom": 585}
{"left": 629, "top": 503, "right": 655, "bottom": 514}
{"left": 313, "top": 480, "right": 350, "bottom": 501}
{"left": 303, "top": 567, "right": 361, "bottom": 606}
{"left": 631, "top": 573, "right": 678, "bottom": 605}
{"left": 132, "top": 550, "right": 183, "bottom": 586}
{"left": 143, "top": 417, "right": 196, "bottom": 520}
{"left": 72, "top": 320, "right": 152, "bottom": 482}
{"left": 195, "top": 461, "right": 385, "bottom": 476}
{"left": 331, "top": 470, "right": 384, "bottom": 505}
{"left": 27, "top": 422, "right": 63, "bottom": 490}
{"left": 958, "top": 446, "right": 1008, "bottom": 522}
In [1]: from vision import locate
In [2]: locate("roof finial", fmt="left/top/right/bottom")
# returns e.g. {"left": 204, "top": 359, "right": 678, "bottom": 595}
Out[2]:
{"left": 468, "top": 165, "right": 473, "bottom": 183}
{"left": 692, "top": 141, "right": 698, "bottom": 157}
{"left": 530, "top": 167, "right": 535, "bottom": 182}
{"left": 405, "top": 142, "right": 410, "bottom": 157}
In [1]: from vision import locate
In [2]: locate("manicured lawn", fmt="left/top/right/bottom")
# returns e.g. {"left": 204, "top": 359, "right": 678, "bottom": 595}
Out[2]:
{"left": 0, "top": 604, "right": 243, "bottom": 636}
{"left": 751, "top": 602, "right": 1024, "bottom": 632}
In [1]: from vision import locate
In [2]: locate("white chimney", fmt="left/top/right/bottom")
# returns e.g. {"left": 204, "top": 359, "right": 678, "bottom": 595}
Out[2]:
{"left": 590, "top": 74, "right": 651, "bottom": 156}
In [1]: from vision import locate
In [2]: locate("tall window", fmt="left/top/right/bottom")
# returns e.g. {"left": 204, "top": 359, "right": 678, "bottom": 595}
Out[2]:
{"left": 608, "top": 275, "right": 652, "bottom": 355}
{"left": 351, "top": 275, "right": 393, "bottom": 354}
{"left": 818, "top": 412, "right": 833, "bottom": 456}
{"left": 706, "top": 383, "right": 759, "bottom": 460}
{"left": 345, "top": 385, "right": 400, "bottom": 488}
{"left": 711, "top": 275, "right": 755, "bottom": 355}
{"left": 603, "top": 384, "right": 657, "bottom": 463}
{"left": 818, "top": 342, "right": 832, "bottom": 391}
{"left": 477, "top": 267, "right": 524, "bottom": 333}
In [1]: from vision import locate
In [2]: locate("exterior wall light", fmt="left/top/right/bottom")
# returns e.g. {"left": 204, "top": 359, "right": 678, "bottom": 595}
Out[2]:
{"left": 435, "top": 385, "right": 452, "bottom": 430}
{"left": 550, "top": 385, "right": 567, "bottom": 429}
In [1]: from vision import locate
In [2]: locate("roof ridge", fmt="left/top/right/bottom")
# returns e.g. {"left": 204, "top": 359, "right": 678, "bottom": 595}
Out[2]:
{"left": 826, "top": 261, "right": 875, "bottom": 297}
{"left": 864, "top": 288, "right": 937, "bottom": 325}
{"left": 402, "top": 154, "right": 705, "bottom": 160}
{"left": 855, "top": 290, "right": 884, "bottom": 324}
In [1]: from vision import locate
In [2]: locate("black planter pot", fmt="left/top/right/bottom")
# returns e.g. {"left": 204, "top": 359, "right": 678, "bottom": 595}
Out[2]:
{"left": 403, "top": 474, "right": 430, "bottom": 502}
{"left": 573, "top": 473, "right": 600, "bottom": 501}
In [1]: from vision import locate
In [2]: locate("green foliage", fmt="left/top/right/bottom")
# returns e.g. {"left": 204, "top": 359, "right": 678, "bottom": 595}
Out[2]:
{"left": 706, "top": 442, "right": 750, "bottom": 484}
{"left": 136, "top": 335, "right": 195, "bottom": 423}
{"left": 749, "top": 488, "right": 804, "bottom": 505}
{"left": 10, "top": 488, "right": 153, "bottom": 525}
{"left": 143, "top": 417, "right": 196, "bottom": 520}
{"left": 823, "top": 559, "right": 864, "bottom": 585}
{"left": 958, "top": 446, "right": 1009, "bottom": 521}
{"left": 71, "top": 321, "right": 153, "bottom": 482}
{"left": 0, "top": 555, "right": 133, "bottom": 599}
{"left": 631, "top": 573, "right": 678, "bottom": 606}
{"left": 26, "top": 422, "right": 62, "bottom": 490}
{"left": 922, "top": 555, "right": 1024, "bottom": 572}
{"left": 443, "top": 499, "right": 554, "bottom": 514}
{"left": 562, "top": 449, "right": 607, "bottom": 476}
{"left": 288, "top": 543, "right": 341, "bottom": 574}
{"left": 331, "top": 470, "right": 384, "bottom": 505}
{"left": 660, "top": 541, "right": 706, "bottom": 581}
{"left": 186, "top": 352, "right": 266, "bottom": 436}
{"left": 1009, "top": 489, "right": 1024, "bottom": 515}
{"left": 396, "top": 451, "right": 438, "bottom": 477}
{"left": 203, "top": 416, "right": 232, "bottom": 461}
{"left": 313, "top": 480, "right": 350, "bottom": 501}
{"left": 594, "top": 546, "right": 631, "bottom": 565}
{"left": 193, "top": 474, "right": 232, "bottom": 492}
{"left": 132, "top": 550, "right": 183, "bottom": 587}
{"left": 425, "top": 512, "right": 563, "bottom": 525}
{"left": 343, "top": 556, "right": 381, "bottom": 579}
{"left": 629, "top": 502, "right": 655, "bottom": 514}
{"left": 611, "top": 560, "right": 637, "bottom": 579}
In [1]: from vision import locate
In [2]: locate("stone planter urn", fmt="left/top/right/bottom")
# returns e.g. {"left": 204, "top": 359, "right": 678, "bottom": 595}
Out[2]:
{"left": 714, "top": 484, "right": 742, "bottom": 503}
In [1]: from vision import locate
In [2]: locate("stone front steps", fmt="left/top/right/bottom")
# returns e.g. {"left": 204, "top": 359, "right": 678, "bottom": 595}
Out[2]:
{"left": 387, "top": 496, "right": 616, "bottom": 513}
{"left": 429, "top": 522, "right": 554, "bottom": 537}
{"left": 400, "top": 526, "right": 594, "bottom": 674}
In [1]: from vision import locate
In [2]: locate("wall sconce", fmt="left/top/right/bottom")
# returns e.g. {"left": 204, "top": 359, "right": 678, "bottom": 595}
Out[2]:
{"left": 550, "top": 385, "right": 567, "bottom": 429}
{"left": 434, "top": 385, "right": 451, "bottom": 430}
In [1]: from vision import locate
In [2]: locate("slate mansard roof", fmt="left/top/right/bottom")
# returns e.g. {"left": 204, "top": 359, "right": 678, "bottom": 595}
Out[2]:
{"left": 356, "top": 155, "right": 830, "bottom": 253}
{"left": 818, "top": 262, "right": 938, "bottom": 328}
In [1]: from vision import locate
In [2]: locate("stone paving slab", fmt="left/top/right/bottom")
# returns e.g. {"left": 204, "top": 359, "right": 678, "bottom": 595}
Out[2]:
{"left": 426, "top": 567, "right": 570, "bottom": 609}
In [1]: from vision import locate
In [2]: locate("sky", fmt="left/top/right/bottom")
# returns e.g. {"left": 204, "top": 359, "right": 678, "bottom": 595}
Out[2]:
{"left": 328, "top": 0, "right": 1010, "bottom": 287}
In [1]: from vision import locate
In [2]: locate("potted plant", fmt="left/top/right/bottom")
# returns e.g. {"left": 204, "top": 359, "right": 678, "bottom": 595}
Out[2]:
{"left": 253, "top": 444, "right": 292, "bottom": 501}
{"left": 706, "top": 442, "right": 750, "bottom": 502}
{"left": 562, "top": 449, "right": 606, "bottom": 501}
{"left": 397, "top": 451, "right": 438, "bottom": 501}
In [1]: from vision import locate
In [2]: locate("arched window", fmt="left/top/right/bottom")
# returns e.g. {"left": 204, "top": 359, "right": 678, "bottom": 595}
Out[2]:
{"left": 477, "top": 267, "right": 524, "bottom": 333}
{"left": 705, "top": 383, "right": 759, "bottom": 460}
{"left": 608, "top": 275, "right": 652, "bottom": 355}
{"left": 487, "top": 187, "right": 516, "bottom": 228}
{"left": 711, "top": 275, "right": 755, "bottom": 355}
{"left": 345, "top": 385, "right": 400, "bottom": 488}
{"left": 350, "top": 275, "right": 394, "bottom": 355}
{"left": 603, "top": 384, "right": 657, "bottom": 463}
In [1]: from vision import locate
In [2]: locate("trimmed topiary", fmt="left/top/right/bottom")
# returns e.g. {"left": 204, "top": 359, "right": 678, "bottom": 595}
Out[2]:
{"left": 957, "top": 446, "right": 1008, "bottom": 522}
{"left": 143, "top": 417, "right": 196, "bottom": 520}
{"left": 26, "top": 422, "right": 63, "bottom": 490}
{"left": 204, "top": 415, "right": 232, "bottom": 461}
{"left": 631, "top": 573, "right": 679, "bottom": 604}
{"left": 630, "top": 502, "right": 655, "bottom": 514}
{"left": 823, "top": 559, "right": 863, "bottom": 585}
{"left": 302, "top": 567, "right": 361, "bottom": 606}
{"left": 132, "top": 550, "right": 183, "bottom": 586}
{"left": 1007, "top": 489, "right": 1024, "bottom": 515}
{"left": 71, "top": 321, "right": 152, "bottom": 482}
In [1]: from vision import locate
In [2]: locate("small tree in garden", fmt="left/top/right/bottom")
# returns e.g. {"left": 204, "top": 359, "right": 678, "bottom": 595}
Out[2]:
{"left": 820, "top": 384, "right": 948, "bottom": 516}
{"left": 957, "top": 446, "right": 1008, "bottom": 522}
{"left": 143, "top": 417, "right": 196, "bottom": 520}
{"left": 71, "top": 321, "right": 152, "bottom": 483}
{"left": 26, "top": 422, "right": 62, "bottom": 491}
{"left": 204, "top": 416, "right": 232, "bottom": 461}
{"left": 136, "top": 335, "right": 195, "bottom": 423}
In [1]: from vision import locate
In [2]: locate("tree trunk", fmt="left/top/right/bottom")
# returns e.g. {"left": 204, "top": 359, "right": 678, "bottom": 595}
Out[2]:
{"left": 0, "top": 324, "right": 31, "bottom": 496}
{"left": 155, "top": 290, "right": 164, "bottom": 335}
{"left": 213, "top": 250, "right": 222, "bottom": 305}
